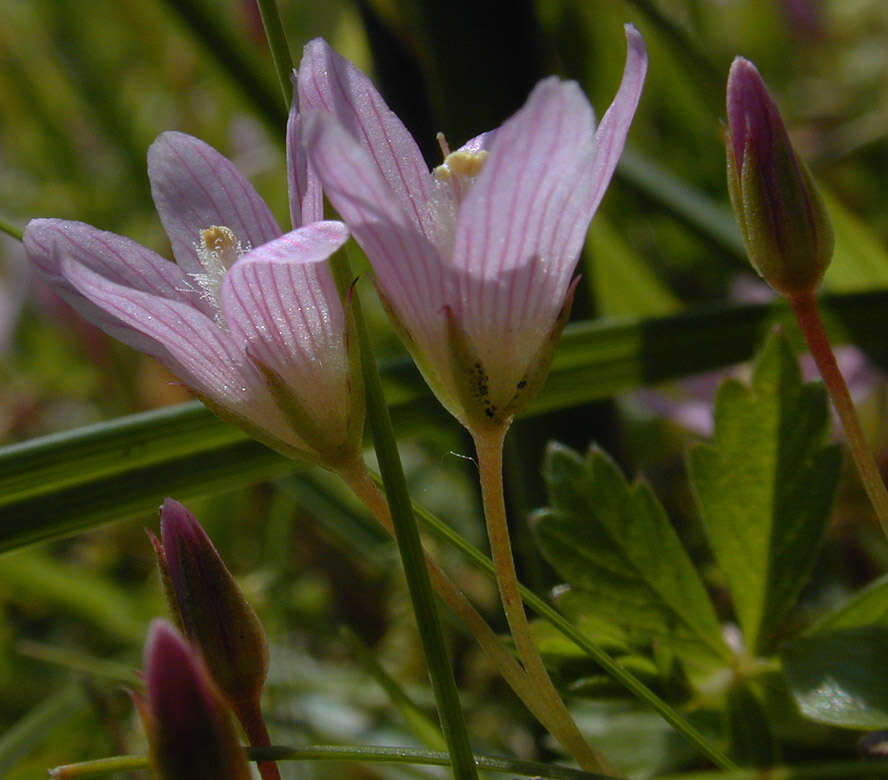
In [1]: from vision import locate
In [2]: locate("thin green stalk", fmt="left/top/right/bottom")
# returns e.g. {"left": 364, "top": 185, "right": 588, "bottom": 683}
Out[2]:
{"left": 0, "top": 216, "right": 24, "bottom": 242}
{"left": 252, "top": 5, "right": 473, "bottom": 773}
{"left": 388, "top": 475, "right": 738, "bottom": 771}
{"left": 330, "top": 255, "right": 477, "bottom": 780}
{"left": 255, "top": 0, "right": 294, "bottom": 107}
{"left": 52, "top": 746, "right": 617, "bottom": 780}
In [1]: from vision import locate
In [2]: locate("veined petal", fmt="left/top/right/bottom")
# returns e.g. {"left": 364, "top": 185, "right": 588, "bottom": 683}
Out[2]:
{"left": 297, "top": 38, "right": 437, "bottom": 241}
{"left": 302, "top": 112, "right": 445, "bottom": 350}
{"left": 221, "top": 222, "right": 348, "bottom": 385}
{"left": 221, "top": 225, "right": 352, "bottom": 450}
{"left": 579, "top": 23, "right": 648, "bottom": 221}
{"left": 148, "top": 132, "right": 282, "bottom": 275}
{"left": 24, "top": 218, "right": 214, "bottom": 354}
{"left": 450, "top": 78, "right": 596, "bottom": 372}
{"left": 287, "top": 79, "right": 324, "bottom": 225}
{"left": 24, "top": 218, "right": 199, "bottom": 305}
{"left": 60, "top": 257, "right": 293, "bottom": 439}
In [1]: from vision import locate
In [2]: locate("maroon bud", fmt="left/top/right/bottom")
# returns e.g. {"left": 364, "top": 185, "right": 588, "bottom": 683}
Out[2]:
{"left": 138, "top": 620, "right": 251, "bottom": 780}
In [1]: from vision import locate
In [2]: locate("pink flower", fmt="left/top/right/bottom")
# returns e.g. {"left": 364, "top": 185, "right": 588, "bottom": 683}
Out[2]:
{"left": 24, "top": 129, "right": 363, "bottom": 465}
{"left": 296, "top": 27, "right": 646, "bottom": 431}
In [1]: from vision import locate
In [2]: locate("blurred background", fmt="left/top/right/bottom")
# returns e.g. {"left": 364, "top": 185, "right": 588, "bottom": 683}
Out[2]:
{"left": 2, "top": 0, "right": 888, "bottom": 776}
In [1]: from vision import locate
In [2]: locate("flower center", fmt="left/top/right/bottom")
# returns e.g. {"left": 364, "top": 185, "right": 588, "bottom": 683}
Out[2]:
{"left": 192, "top": 225, "right": 249, "bottom": 323}
{"left": 433, "top": 132, "right": 487, "bottom": 204}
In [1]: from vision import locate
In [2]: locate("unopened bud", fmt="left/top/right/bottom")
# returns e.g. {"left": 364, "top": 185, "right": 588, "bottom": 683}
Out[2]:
{"left": 151, "top": 499, "right": 269, "bottom": 728}
{"left": 136, "top": 620, "right": 251, "bottom": 780}
{"left": 725, "top": 57, "right": 833, "bottom": 298}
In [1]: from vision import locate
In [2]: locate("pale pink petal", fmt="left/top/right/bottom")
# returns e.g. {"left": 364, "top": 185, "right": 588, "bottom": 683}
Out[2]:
{"left": 297, "top": 38, "right": 437, "bottom": 241}
{"left": 578, "top": 24, "right": 648, "bottom": 220}
{"left": 221, "top": 223, "right": 350, "bottom": 431}
{"left": 24, "top": 219, "right": 198, "bottom": 305}
{"left": 450, "top": 78, "right": 596, "bottom": 363}
{"left": 148, "top": 132, "right": 282, "bottom": 275}
{"left": 287, "top": 79, "right": 324, "bottom": 226}
{"left": 60, "top": 256, "right": 284, "bottom": 427}
{"left": 24, "top": 218, "right": 215, "bottom": 352}
{"left": 448, "top": 26, "right": 647, "bottom": 386}
{"left": 302, "top": 112, "right": 445, "bottom": 348}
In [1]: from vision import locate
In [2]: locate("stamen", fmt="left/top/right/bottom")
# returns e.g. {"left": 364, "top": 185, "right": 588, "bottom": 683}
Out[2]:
{"left": 191, "top": 225, "right": 249, "bottom": 324}
{"left": 436, "top": 131, "right": 451, "bottom": 158}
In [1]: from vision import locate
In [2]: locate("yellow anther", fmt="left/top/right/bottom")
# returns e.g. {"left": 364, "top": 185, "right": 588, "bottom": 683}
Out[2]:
{"left": 433, "top": 149, "right": 488, "bottom": 182}
{"left": 200, "top": 225, "right": 238, "bottom": 257}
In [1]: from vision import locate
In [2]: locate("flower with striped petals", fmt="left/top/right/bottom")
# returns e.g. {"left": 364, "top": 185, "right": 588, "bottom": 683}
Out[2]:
{"left": 24, "top": 129, "right": 362, "bottom": 466}
{"left": 296, "top": 26, "right": 647, "bottom": 432}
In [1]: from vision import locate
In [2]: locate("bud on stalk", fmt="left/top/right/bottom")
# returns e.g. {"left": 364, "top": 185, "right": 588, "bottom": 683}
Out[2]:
{"left": 725, "top": 56, "right": 833, "bottom": 298}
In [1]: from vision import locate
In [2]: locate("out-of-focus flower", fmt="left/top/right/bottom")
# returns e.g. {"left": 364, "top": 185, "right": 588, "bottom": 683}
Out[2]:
{"left": 135, "top": 620, "right": 251, "bottom": 780}
{"left": 24, "top": 129, "right": 363, "bottom": 467}
{"left": 296, "top": 27, "right": 646, "bottom": 432}
{"left": 725, "top": 57, "right": 833, "bottom": 299}
{"left": 149, "top": 498, "right": 268, "bottom": 728}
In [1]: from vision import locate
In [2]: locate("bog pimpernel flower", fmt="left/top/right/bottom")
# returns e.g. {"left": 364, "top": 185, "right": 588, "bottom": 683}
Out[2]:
{"left": 24, "top": 129, "right": 362, "bottom": 466}
{"left": 296, "top": 26, "right": 647, "bottom": 433}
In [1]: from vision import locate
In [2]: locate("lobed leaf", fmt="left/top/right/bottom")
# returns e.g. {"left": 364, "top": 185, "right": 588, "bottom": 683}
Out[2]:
{"left": 688, "top": 332, "right": 841, "bottom": 654}
{"left": 532, "top": 443, "right": 731, "bottom": 683}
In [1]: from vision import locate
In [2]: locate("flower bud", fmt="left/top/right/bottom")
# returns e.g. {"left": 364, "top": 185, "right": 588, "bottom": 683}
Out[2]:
{"left": 150, "top": 499, "right": 268, "bottom": 729}
{"left": 136, "top": 620, "right": 251, "bottom": 780}
{"left": 726, "top": 57, "right": 833, "bottom": 298}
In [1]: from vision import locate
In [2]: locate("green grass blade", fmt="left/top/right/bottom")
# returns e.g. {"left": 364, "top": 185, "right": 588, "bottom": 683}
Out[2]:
{"left": 2, "top": 291, "right": 888, "bottom": 548}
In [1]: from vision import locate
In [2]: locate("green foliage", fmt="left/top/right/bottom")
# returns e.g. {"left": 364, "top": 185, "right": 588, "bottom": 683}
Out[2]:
{"left": 782, "top": 627, "right": 888, "bottom": 730}
{"left": 533, "top": 443, "right": 731, "bottom": 685}
{"left": 688, "top": 332, "right": 841, "bottom": 654}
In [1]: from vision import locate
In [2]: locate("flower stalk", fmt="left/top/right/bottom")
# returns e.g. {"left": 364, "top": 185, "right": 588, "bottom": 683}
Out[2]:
{"left": 725, "top": 56, "right": 888, "bottom": 539}
{"left": 334, "top": 267, "right": 479, "bottom": 780}
{"left": 473, "top": 426, "right": 613, "bottom": 775}
{"left": 789, "top": 294, "right": 888, "bottom": 539}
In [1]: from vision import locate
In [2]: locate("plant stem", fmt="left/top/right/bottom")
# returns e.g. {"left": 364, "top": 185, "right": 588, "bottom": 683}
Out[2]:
{"left": 405, "top": 484, "right": 738, "bottom": 772}
{"left": 0, "top": 216, "right": 24, "bottom": 242}
{"left": 472, "top": 426, "right": 614, "bottom": 775}
{"left": 50, "top": 746, "right": 619, "bottom": 780}
{"left": 332, "top": 261, "right": 477, "bottom": 780}
{"left": 338, "top": 460, "right": 565, "bottom": 740}
{"left": 789, "top": 293, "right": 888, "bottom": 540}
{"left": 254, "top": 0, "right": 294, "bottom": 107}
{"left": 237, "top": 700, "right": 280, "bottom": 780}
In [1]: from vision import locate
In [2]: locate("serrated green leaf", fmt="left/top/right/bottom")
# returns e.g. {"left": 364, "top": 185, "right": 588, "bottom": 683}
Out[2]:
{"left": 688, "top": 332, "right": 841, "bottom": 654}
{"left": 782, "top": 627, "right": 888, "bottom": 729}
{"left": 806, "top": 574, "right": 888, "bottom": 635}
{"left": 532, "top": 444, "right": 731, "bottom": 682}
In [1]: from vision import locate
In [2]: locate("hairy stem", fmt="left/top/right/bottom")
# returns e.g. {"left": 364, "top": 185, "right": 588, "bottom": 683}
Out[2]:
{"left": 790, "top": 293, "right": 888, "bottom": 540}
{"left": 473, "top": 426, "right": 614, "bottom": 775}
